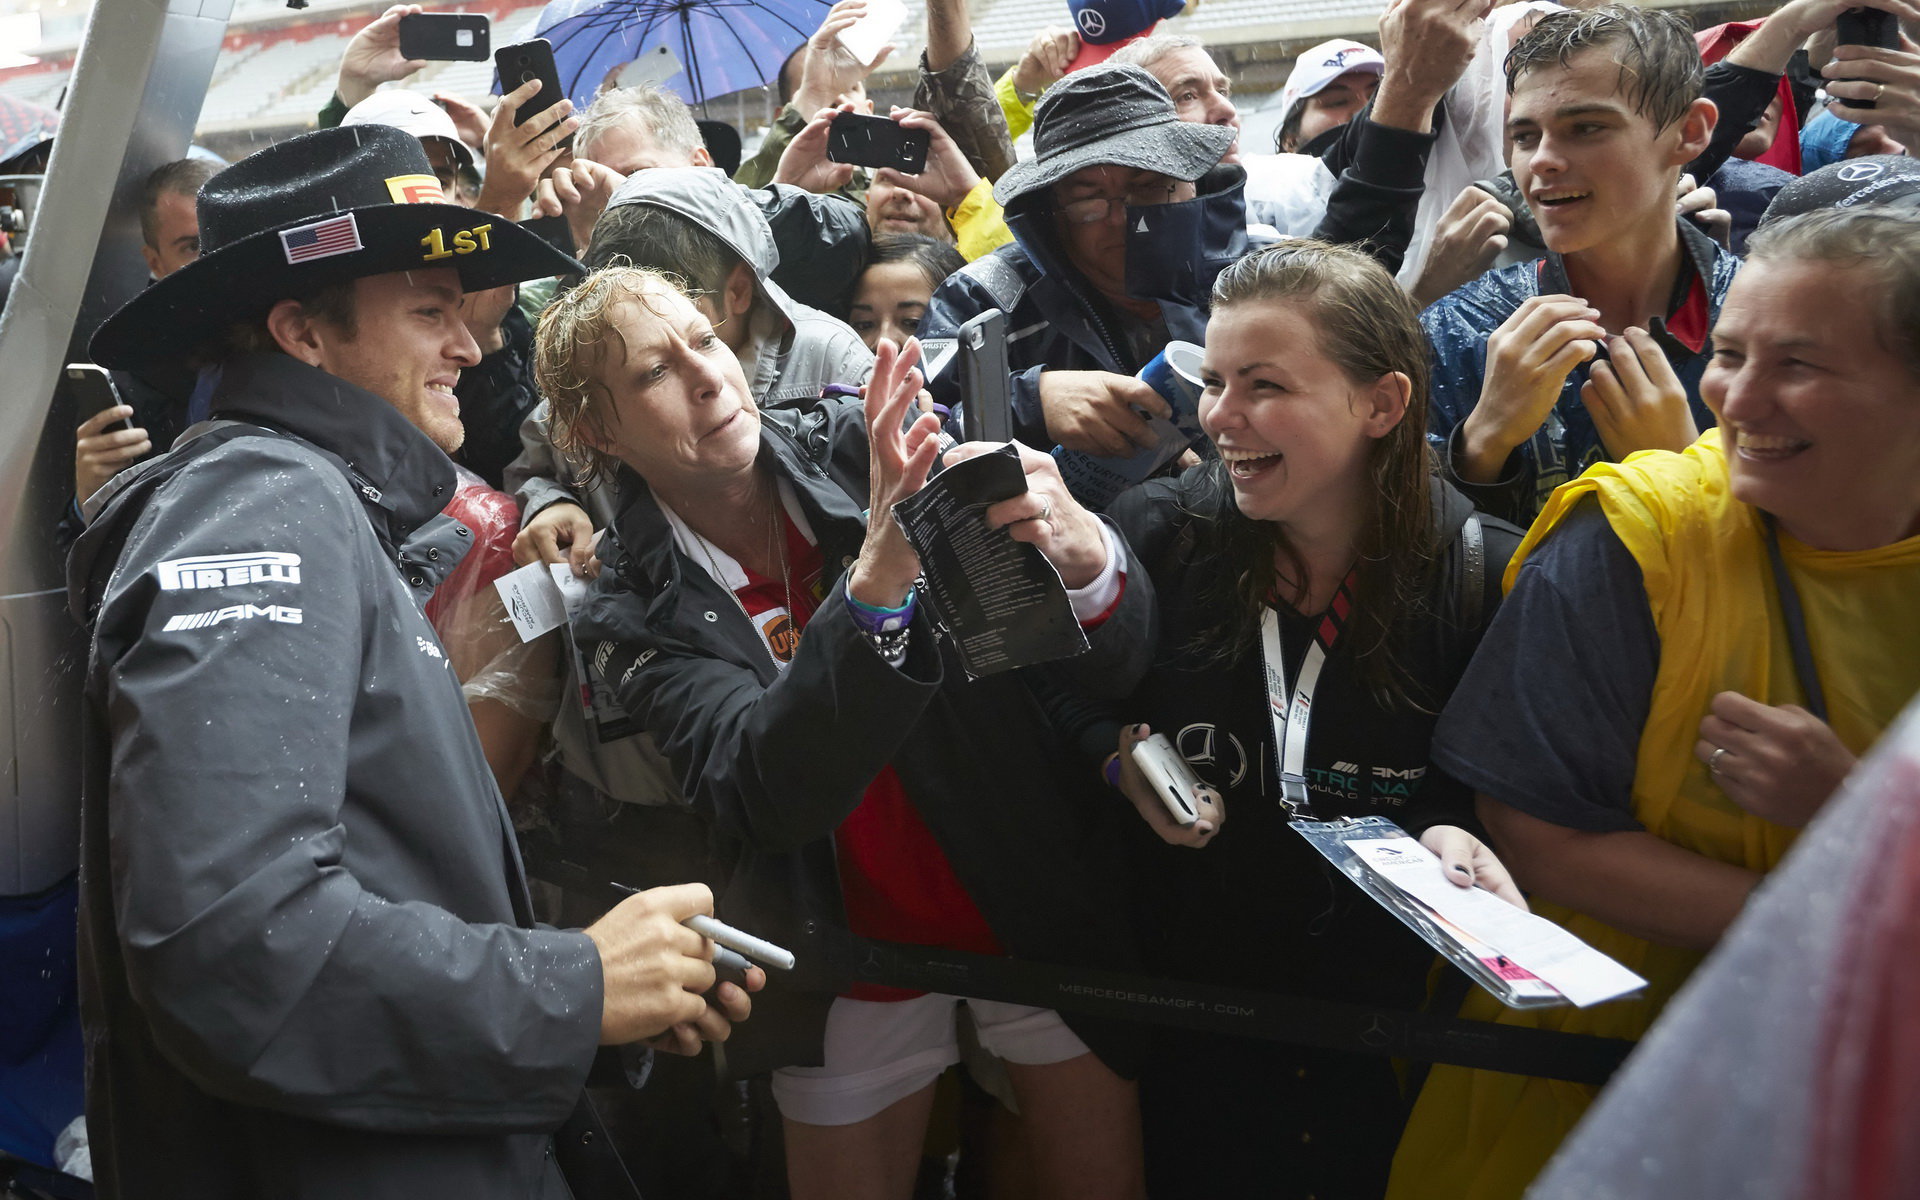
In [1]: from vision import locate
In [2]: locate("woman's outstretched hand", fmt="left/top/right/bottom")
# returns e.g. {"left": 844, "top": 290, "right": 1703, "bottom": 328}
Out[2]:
{"left": 851, "top": 336, "right": 942, "bottom": 608}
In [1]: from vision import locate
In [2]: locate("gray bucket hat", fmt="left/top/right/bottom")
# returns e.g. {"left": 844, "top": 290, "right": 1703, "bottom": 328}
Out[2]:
{"left": 994, "top": 63, "right": 1237, "bottom": 207}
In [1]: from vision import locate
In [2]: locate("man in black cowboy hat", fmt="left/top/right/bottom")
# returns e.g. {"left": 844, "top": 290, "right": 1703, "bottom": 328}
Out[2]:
{"left": 68, "top": 124, "right": 757, "bottom": 1198}
{"left": 920, "top": 62, "right": 1247, "bottom": 458}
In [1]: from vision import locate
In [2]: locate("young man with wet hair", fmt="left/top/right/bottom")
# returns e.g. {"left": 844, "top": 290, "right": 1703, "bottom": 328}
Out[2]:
{"left": 1421, "top": 4, "right": 1739, "bottom": 525}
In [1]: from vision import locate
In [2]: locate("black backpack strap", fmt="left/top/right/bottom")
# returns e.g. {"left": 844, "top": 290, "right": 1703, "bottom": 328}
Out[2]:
{"left": 1456, "top": 511, "right": 1486, "bottom": 632}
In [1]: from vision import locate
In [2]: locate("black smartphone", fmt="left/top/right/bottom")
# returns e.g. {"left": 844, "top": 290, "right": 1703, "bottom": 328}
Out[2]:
{"left": 957, "top": 309, "right": 1011, "bottom": 444}
{"left": 1835, "top": 8, "right": 1901, "bottom": 109}
{"left": 399, "top": 12, "right": 491, "bottom": 62}
{"left": 825, "top": 113, "right": 930, "bottom": 174}
{"left": 67, "top": 363, "right": 131, "bottom": 432}
{"left": 495, "top": 38, "right": 572, "bottom": 148}
{"left": 519, "top": 214, "right": 575, "bottom": 259}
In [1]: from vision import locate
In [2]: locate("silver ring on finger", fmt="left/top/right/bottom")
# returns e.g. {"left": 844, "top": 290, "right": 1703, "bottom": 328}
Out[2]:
{"left": 1708, "top": 745, "right": 1727, "bottom": 775}
{"left": 1876, "top": 82, "right": 1887, "bottom": 103}
{"left": 1037, "top": 495, "right": 1053, "bottom": 523}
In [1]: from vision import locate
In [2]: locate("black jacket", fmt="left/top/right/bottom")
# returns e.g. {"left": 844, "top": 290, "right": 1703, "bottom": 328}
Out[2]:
{"left": 1088, "top": 469, "right": 1522, "bottom": 998}
{"left": 753, "top": 183, "right": 871, "bottom": 317}
{"left": 67, "top": 354, "right": 601, "bottom": 1199}
{"left": 453, "top": 301, "right": 541, "bottom": 489}
{"left": 573, "top": 398, "right": 1143, "bottom": 1077}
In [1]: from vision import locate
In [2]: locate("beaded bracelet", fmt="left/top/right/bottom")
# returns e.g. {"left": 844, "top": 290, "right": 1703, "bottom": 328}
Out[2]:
{"left": 863, "top": 626, "right": 911, "bottom": 667}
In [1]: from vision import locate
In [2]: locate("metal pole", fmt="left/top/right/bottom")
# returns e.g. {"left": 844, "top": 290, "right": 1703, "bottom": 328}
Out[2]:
{"left": 0, "top": 0, "right": 233, "bottom": 894}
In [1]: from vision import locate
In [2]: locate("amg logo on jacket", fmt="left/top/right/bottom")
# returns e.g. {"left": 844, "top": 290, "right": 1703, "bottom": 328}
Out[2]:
{"left": 156, "top": 552, "right": 302, "bottom": 591}
{"left": 162, "top": 604, "right": 303, "bottom": 631}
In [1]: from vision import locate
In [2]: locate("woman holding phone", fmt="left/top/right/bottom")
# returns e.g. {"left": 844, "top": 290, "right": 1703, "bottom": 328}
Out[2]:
{"left": 1083, "top": 240, "right": 1529, "bottom": 1198}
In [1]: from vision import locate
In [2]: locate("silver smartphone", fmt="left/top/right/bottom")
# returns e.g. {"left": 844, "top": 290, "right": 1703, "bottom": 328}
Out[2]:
{"left": 67, "top": 362, "right": 131, "bottom": 432}
{"left": 1131, "top": 733, "right": 1218, "bottom": 827}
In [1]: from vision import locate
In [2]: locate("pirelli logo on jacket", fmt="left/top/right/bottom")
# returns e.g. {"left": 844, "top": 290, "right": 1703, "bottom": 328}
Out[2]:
{"left": 156, "top": 552, "right": 302, "bottom": 591}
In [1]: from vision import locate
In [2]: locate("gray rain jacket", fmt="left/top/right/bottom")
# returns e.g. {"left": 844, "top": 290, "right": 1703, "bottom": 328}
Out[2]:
{"left": 67, "top": 354, "right": 603, "bottom": 1199}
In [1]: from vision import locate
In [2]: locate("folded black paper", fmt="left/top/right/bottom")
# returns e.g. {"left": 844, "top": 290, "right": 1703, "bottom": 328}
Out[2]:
{"left": 890, "top": 444, "right": 1090, "bottom": 679}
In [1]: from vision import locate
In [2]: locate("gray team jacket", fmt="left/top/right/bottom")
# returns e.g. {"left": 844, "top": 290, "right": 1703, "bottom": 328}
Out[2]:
{"left": 67, "top": 353, "right": 602, "bottom": 1199}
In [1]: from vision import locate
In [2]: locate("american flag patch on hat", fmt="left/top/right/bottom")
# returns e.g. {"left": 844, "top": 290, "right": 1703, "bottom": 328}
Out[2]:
{"left": 279, "top": 213, "right": 362, "bottom": 265}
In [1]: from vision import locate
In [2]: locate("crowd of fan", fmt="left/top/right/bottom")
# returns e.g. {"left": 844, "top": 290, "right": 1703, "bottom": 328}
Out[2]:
{"left": 58, "top": 0, "right": 1920, "bottom": 1195}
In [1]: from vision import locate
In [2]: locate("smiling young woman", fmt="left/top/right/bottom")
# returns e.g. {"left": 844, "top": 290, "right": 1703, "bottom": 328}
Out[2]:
{"left": 1075, "top": 240, "right": 1529, "bottom": 1197}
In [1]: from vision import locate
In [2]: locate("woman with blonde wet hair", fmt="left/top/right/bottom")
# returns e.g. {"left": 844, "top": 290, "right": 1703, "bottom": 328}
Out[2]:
{"left": 537, "top": 265, "right": 1151, "bottom": 1200}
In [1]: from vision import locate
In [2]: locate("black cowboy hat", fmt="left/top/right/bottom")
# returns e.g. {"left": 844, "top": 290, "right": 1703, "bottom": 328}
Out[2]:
{"left": 92, "top": 123, "right": 581, "bottom": 369}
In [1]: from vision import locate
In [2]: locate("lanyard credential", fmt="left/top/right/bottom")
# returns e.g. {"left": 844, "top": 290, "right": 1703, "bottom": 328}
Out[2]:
{"left": 1259, "top": 571, "right": 1358, "bottom": 818}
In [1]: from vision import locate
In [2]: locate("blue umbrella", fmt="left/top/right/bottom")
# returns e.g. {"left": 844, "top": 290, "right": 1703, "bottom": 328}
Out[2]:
{"left": 530, "top": 0, "right": 834, "bottom": 110}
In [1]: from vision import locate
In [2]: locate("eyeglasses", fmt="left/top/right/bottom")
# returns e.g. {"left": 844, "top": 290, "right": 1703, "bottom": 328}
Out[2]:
{"left": 1056, "top": 182, "right": 1181, "bottom": 225}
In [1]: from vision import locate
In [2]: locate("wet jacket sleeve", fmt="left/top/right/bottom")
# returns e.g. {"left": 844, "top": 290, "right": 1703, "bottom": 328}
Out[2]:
{"left": 96, "top": 442, "right": 601, "bottom": 1133}
{"left": 1687, "top": 61, "right": 1781, "bottom": 186}
{"left": 914, "top": 40, "right": 1017, "bottom": 183}
{"left": 1313, "top": 117, "right": 1438, "bottom": 274}
{"left": 733, "top": 104, "right": 807, "bottom": 189}
{"left": 949, "top": 178, "right": 1013, "bottom": 262}
{"left": 994, "top": 67, "right": 1040, "bottom": 142}
{"left": 586, "top": 576, "right": 947, "bottom": 853}
{"left": 1421, "top": 300, "right": 1538, "bottom": 527}
{"left": 753, "top": 185, "right": 871, "bottom": 316}
{"left": 505, "top": 400, "right": 587, "bottom": 525}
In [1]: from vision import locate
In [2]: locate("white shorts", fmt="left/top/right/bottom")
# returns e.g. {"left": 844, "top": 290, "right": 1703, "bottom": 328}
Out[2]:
{"left": 770, "top": 993, "right": 1088, "bottom": 1126}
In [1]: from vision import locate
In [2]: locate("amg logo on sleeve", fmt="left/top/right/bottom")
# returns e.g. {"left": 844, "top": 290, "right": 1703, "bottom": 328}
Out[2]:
{"left": 156, "top": 552, "right": 302, "bottom": 591}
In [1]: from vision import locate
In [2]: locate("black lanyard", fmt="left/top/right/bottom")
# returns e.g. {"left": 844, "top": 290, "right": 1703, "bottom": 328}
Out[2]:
{"left": 1762, "top": 513, "right": 1829, "bottom": 723}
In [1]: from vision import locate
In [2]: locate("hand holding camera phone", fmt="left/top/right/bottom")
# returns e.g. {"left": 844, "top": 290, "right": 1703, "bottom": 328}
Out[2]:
{"left": 495, "top": 38, "right": 573, "bottom": 149}
{"left": 1834, "top": 7, "right": 1902, "bottom": 110}
{"left": 399, "top": 12, "right": 491, "bottom": 61}
{"left": 1131, "top": 733, "right": 1222, "bottom": 829}
{"left": 68, "top": 364, "right": 131, "bottom": 433}
{"left": 825, "top": 112, "right": 930, "bottom": 174}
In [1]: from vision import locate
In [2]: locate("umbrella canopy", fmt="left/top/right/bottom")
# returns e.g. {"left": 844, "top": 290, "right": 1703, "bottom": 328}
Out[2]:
{"left": 530, "top": 0, "right": 833, "bottom": 110}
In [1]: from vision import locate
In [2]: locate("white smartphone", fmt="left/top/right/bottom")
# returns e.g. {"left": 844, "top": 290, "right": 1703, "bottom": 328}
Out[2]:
{"left": 1131, "top": 733, "right": 1218, "bottom": 828}
{"left": 617, "top": 44, "right": 683, "bottom": 89}
{"left": 836, "top": 0, "right": 906, "bottom": 67}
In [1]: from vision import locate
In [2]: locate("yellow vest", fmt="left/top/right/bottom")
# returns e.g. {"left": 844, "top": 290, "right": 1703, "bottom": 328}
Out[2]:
{"left": 1388, "top": 430, "right": 1920, "bottom": 1200}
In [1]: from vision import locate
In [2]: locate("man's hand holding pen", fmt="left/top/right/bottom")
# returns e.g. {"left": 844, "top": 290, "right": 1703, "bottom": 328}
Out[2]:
{"left": 584, "top": 882, "right": 773, "bottom": 1052}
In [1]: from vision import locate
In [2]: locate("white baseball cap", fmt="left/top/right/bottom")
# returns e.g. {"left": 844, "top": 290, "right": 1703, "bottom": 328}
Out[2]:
{"left": 1277, "top": 39, "right": 1386, "bottom": 130}
{"left": 342, "top": 89, "right": 478, "bottom": 175}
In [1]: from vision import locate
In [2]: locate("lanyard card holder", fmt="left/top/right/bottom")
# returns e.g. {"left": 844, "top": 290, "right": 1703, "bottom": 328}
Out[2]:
{"left": 1288, "top": 816, "right": 1569, "bottom": 1010}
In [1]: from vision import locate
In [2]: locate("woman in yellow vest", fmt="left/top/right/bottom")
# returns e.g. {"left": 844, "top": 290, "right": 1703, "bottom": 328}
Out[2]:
{"left": 1387, "top": 205, "right": 1920, "bottom": 1198}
